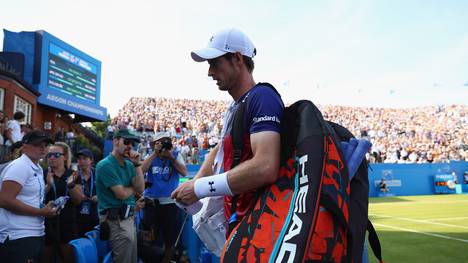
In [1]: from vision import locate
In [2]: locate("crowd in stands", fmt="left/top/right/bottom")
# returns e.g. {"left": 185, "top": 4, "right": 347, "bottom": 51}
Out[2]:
{"left": 113, "top": 97, "right": 468, "bottom": 164}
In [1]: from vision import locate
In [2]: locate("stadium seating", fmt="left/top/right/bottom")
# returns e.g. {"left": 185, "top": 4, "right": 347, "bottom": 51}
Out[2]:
{"left": 85, "top": 229, "right": 110, "bottom": 262}
{"left": 69, "top": 237, "right": 98, "bottom": 263}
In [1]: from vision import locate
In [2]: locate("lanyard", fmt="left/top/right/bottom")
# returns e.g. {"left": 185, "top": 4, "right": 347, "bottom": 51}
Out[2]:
{"left": 51, "top": 174, "right": 68, "bottom": 200}
{"left": 36, "top": 173, "right": 44, "bottom": 207}
{"left": 80, "top": 170, "right": 94, "bottom": 197}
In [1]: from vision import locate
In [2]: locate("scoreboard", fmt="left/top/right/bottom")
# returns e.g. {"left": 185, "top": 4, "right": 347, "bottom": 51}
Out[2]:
{"left": 48, "top": 43, "right": 98, "bottom": 102}
{"left": 37, "top": 31, "right": 107, "bottom": 121}
{"left": 2, "top": 29, "right": 107, "bottom": 121}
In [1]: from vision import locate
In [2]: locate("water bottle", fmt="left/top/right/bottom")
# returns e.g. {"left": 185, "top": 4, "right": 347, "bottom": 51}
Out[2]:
{"left": 53, "top": 196, "right": 69, "bottom": 212}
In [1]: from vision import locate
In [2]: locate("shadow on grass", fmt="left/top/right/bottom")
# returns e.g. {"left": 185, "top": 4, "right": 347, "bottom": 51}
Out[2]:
{"left": 369, "top": 196, "right": 413, "bottom": 204}
{"left": 367, "top": 230, "right": 468, "bottom": 263}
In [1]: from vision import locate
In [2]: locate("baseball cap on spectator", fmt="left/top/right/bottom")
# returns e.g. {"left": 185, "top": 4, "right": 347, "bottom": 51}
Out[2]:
{"left": 191, "top": 28, "right": 256, "bottom": 62}
{"left": 113, "top": 129, "right": 139, "bottom": 141}
{"left": 22, "top": 130, "right": 53, "bottom": 145}
{"left": 153, "top": 132, "right": 171, "bottom": 141}
{"left": 76, "top": 148, "right": 94, "bottom": 159}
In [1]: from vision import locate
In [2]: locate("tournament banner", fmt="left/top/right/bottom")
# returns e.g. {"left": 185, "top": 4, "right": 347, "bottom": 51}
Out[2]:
{"left": 434, "top": 174, "right": 457, "bottom": 194}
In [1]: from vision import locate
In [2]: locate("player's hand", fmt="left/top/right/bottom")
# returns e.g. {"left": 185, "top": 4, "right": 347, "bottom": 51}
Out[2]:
{"left": 171, "top": 180, "right": 199, "bottom": 206}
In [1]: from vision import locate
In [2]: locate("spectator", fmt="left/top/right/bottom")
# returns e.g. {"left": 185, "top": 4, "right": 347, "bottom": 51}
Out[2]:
{"left": 0, "top": 130, "right": 56, "bottom": 263}
{"left": 5, "top": 111, "right": 25, "bottom": 146}
{"left": 96, "top": 129, "right": 144, "bottom": 263}
{"left": 0, "top": 141, "right": 24, "bottom": 174}
{"left": 379, "top": 178, "right": 389, "bottom": 193}
{"left": 140, "top": 131, "right": 188, "bottom": 260}
{"left": 42, "top": 142, "right": 77, "bottom": 263}
{"left": 112, "top": 97, "right": 467, "bottom": 164}
{"left": 69, "top": 148, "right": 99, "bottom": 237}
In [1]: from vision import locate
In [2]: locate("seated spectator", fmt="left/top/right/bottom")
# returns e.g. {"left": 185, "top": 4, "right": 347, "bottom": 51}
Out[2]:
{"left": 379, "top": 178, "right": 389, "bottom": 193}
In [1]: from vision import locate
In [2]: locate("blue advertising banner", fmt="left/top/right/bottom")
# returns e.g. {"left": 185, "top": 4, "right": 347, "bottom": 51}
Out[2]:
{"left": 434, "top": 174, "right": 457, "bottom": 194}
{"left": 368, "top": 161, "right": 467, "bottom": 197}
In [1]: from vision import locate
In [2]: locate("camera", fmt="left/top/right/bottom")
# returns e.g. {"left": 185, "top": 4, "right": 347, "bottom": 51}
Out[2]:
{"left": 160, "top": 141, "right": 173, "bottom": 151}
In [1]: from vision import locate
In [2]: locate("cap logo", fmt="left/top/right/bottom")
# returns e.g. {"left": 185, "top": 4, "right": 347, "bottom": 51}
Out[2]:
{"left": 210, "top": 36, "right": 214, "bottom": 42}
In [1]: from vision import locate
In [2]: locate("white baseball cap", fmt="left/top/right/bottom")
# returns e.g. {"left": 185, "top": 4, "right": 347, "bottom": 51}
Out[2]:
{"left": 191, "top": 28, "right": 256, "bottom": 62}
{"left": 153, "top": 132, "right": 171, "bottom": 141}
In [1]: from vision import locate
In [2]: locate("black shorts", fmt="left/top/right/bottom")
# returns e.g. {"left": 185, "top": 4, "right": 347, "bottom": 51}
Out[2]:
{"left": 0, "top": 236, "right": 44, "bottom": 262}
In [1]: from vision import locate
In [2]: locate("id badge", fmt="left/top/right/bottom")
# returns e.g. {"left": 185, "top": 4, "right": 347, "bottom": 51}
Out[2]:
{"left": 80, "top": 201, "right": 91, "bottom": 215}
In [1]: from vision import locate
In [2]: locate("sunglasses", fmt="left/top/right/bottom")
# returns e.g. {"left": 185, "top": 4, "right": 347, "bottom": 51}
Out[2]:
{"left": 123, "top": 138, "right": 136, "bottom": 147}
{"left": 47, "top": 152, "right": 64, "bottom": 158}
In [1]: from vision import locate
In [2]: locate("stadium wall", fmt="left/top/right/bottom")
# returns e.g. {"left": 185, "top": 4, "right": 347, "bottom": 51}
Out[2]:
{"left": 186, "top": 161, "right": 468, "bottom": 197}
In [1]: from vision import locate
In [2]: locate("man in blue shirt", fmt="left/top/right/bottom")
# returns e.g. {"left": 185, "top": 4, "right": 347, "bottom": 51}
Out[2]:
{"left": 141, "top": 131, "right": 187, "bottom": 259}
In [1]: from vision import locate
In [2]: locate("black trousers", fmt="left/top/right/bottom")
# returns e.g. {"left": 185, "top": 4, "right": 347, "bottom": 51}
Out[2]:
{"left": 0, "top": 236, "right": 44, "bottom": 263}
{"left": 142, "top": 202, "right": 180, "bottom": 249}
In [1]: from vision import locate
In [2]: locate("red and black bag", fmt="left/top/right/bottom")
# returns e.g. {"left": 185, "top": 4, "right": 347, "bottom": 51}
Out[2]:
{"left": 221, "top": 88, "right": 383, "bottom": 262}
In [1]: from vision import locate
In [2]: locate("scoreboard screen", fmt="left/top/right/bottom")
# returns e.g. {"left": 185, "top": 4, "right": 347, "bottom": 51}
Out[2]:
{"left": 2, "top": 29, "right": 107, "bottom": 121}
{"left": 48, "top": 43, "right": 98, "bottom": 102}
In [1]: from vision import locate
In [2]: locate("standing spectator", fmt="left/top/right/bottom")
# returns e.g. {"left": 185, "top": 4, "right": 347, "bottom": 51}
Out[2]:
{"left": 141, "top": 132, "right": 188, "bottom": 260}
{"left": 42, "top": 142, "right": 77, "bottom": 263}
{"left": 0, "top": 141, "right": 24, "bottom": 174}
{"left": 5, "top": 111, "right": 25, "bottom": 146}
{"left": 69, "top": 148, "right": 99, "bottom": 237}
{"left": 0, "top": 130, "right": 56, "bottom": 263}
{"left": 96, "top": 129, "right": 144, "bottom": 263}
{"left": 21, "top": 124, "right": 33, "bottom": 138}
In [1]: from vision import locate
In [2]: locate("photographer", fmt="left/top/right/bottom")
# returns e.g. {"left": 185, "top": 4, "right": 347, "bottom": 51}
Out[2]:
{"left": 140, "top": 132, "right": 187, "bottom": 260}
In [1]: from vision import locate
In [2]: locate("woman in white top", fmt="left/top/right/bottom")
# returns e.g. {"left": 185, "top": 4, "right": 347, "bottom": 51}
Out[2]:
{"left": 0, "top": 130, "right": 57, "bottom": 263}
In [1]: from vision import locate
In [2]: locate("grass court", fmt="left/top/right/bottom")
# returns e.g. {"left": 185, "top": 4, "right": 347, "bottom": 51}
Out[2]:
{"left": 368, "top": 194, "right": 468, "bottom": 263}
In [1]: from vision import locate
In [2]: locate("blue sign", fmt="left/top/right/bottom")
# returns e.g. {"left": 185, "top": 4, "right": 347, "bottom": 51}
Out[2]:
{"left": 2, "top": 30, "right": 107, "bottom": 121}
{"left": 37, "top": 31, "right": 106, "bottom": 121}
{"left": 434, "top": 174, "right": 457, "bottom": 194}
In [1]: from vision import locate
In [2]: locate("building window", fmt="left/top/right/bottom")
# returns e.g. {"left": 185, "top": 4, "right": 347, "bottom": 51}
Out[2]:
{"left": 0, "top": 88, "right": 4, "bottom": 110}
{"left": 13, "top": 95, "right": 32, "bottom": 124}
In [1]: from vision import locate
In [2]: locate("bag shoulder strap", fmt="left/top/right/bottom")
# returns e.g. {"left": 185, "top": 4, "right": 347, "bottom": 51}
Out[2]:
{"left": 229, "top": 96, "right": 248, "bottom": 225}
{"left": 367, "top": 219, "right": 385, "bottom": 263}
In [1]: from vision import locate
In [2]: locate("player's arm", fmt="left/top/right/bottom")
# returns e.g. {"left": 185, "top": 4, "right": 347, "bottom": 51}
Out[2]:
{"left": 226, "top": 131, "right": 280, "bottom": 194}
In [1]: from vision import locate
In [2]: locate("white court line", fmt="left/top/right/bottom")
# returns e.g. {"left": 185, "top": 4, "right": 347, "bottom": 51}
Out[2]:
{"left": 427, "top": 217, "right": 468, "bottom": 221}
{"left": 369, "top": 214, "right": 468, "bottom": 230}
{"left": 371, "top": 200, "right": 468, "bottom": 205}
{"left": 374, "top": 223, "right": 468, "bottom": 244}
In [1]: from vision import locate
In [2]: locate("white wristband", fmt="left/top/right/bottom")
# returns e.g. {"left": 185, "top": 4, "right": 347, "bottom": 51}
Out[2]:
{"left": 194, "top": 172, "right": 233, "bottom": 198}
